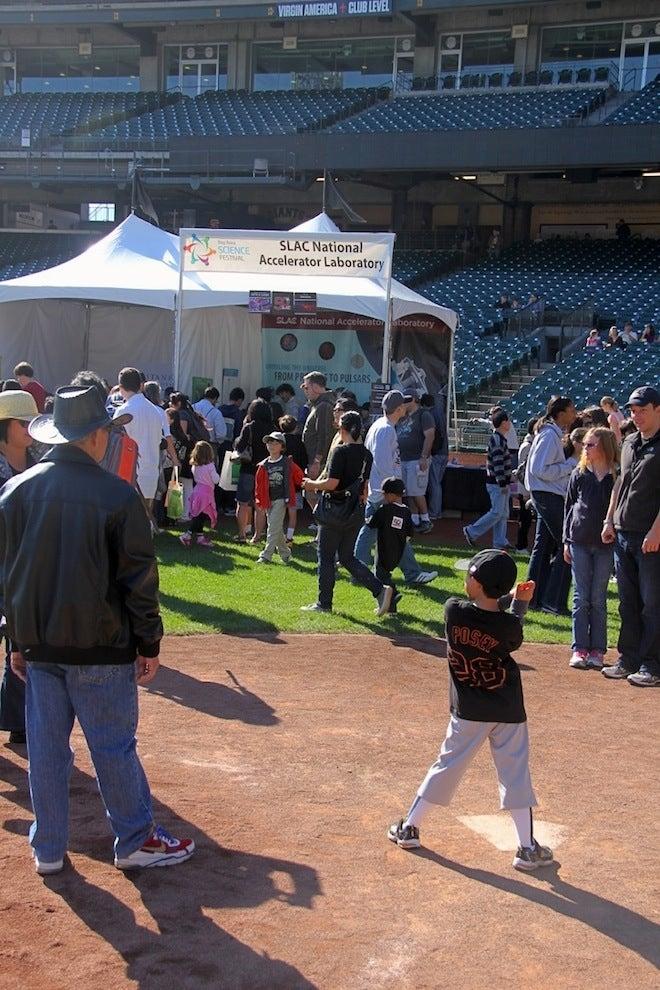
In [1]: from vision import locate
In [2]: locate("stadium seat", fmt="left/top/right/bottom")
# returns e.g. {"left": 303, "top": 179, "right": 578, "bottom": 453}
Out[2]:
{"left": 603, "top": 79, "right": 660, "bottom": 125}
{"left": 327, "top": 88, "right": 606, "bottom": 134}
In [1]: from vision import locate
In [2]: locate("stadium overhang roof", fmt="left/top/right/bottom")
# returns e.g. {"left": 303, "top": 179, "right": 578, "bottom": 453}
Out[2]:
{"left": 0, "top": 0, "right": 537, "bottom": 26}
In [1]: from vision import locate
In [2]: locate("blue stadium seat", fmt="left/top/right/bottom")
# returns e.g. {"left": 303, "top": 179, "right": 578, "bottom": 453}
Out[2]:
{"left": 603, "top": 79, "right": 660, "bottom": 125}
{"left": 327, "top": 88, "right": 606, "bottom": 134}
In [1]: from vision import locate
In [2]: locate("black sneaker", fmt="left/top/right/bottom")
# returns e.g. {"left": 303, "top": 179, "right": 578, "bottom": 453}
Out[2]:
{"left": 389, "top": 592, "right": 403, "bottom": 613}
{"left": 512, "top": 839, "right": 554, "bottom": 871}
{"left": 387, "top": 819, "right": 420, "bottom": 849}
{"left": 462, "top": 526, "right": 475, "bottom": 548}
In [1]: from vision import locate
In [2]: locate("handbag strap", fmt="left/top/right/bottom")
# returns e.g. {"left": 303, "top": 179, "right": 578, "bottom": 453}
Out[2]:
{"left": 173, "top": 465, "right": 179, "bottom": 485}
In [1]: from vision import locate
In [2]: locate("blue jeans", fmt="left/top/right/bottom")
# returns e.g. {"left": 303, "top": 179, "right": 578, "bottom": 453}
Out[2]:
{"left": 26, "top": 662, "right": 154, "bottom": 863}
{"left": 466, "top": 484, "right": 510, "bottom": 549}
{"left": 427, "top": 454, "right": 449, "bottom": 519}
{"left": 614, "top": 530, "right": 660, "bottom": 676}
{"left": 354, "top": 494, "right": 421, "bottom": 582}
{"left": 570, "top": 543, "right": 613, "bottom": 653}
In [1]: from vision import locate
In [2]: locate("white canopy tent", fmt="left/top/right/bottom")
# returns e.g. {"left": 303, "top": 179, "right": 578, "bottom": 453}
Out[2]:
{"left": 0, "top": 215, "right": 191, "bottom": 387}
{"left": 0, "top": 212, "right": 456, "bottom": 398}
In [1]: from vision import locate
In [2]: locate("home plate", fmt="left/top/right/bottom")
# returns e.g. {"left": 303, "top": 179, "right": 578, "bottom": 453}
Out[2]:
{"left": 454, "top": 558, "right": 471, "bottom": 572}
{"left": 457, "top": 814, "right": 568, "bottom": 851}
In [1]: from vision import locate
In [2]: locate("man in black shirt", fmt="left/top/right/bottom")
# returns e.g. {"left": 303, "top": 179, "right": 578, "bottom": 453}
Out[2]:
{"left": 388, "top": 550, "right": 554, "bottom": 872}
{"left": 602, "top": 386, "right": 660, "bottom": 687}
{"left": 366, "top": 477, "right": 413, "bottom": 613}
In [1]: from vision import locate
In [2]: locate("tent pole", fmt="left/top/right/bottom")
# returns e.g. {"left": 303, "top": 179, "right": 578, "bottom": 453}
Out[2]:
{"left": 173, "top": 230, "right": 185, "bottom": 389}
{"left": 82, "top": 303, "right": 91, "bottom": 368}
{"left": 450, "top": 316, "right": 459, "bottom": 451}
{"left": 380, "top": 240, "right": 395, "bottom": 384}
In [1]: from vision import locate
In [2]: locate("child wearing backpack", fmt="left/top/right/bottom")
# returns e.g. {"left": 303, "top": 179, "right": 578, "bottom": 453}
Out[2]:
{"left": 180, "top": 441, "right": 220, "bottom": 548}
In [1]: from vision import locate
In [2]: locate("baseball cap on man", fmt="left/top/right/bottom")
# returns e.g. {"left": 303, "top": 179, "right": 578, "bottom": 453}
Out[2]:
{"left": 627, "top": 385, "right": 660, "bottom": 407}
{"left": 382, "top": 389, "right": 412, "bottom": 415}
{"left": 0, "top": 390, "right": 38, "bottom": 423}
{"left": 467, "top": 549, "right": 518, "bottom": 599}
{"left": 264, "top": 431, "right": 286, "bottom": 446}
{"left": 29, "top": 385, "right": 132, "bottom": 445}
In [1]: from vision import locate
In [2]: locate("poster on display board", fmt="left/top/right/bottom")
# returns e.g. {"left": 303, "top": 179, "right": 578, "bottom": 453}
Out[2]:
{"left": 262, "top": 311, "right": 452, "bottom": 405}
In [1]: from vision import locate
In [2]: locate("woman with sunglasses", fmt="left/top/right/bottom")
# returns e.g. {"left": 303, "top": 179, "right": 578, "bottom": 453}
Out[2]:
{"left": 563, "top": 427, "right": 619, "bottom": 670}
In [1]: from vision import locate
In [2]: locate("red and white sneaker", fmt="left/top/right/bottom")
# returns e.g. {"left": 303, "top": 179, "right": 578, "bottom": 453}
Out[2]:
{"left": 569, "top": 650, "right": 589, "bottom": 669}
{"left": 114, "top": 825, "right": 195, "bottom": 870}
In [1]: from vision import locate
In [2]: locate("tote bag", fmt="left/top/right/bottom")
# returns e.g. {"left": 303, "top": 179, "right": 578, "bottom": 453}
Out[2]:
{"left": 165, "top": 467, "right": 184, "bottom": 519}
{"left": 220, "top": 449, "right": 241, "bottom": 492}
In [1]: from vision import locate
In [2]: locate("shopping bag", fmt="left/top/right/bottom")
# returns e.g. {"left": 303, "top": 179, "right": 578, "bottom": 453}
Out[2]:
{"left": 220, "top": 449, "right": 240, "bottom": 492}
{"left": 165, "top": 467, "right": 184, "bottom": 519}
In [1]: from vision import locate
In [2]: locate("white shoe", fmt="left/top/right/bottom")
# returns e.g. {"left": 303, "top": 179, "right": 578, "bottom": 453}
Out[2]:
{"left": 569, "top": 651, "right": 589, "bottom": 669}
{"left": 409, "top": 570, "right": 438, "bottom": 585}
{"left": 34, "top": 855, "right": 64, "bottom": 876}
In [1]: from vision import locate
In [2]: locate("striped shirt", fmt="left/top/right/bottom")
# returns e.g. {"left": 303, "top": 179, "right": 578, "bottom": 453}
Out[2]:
{"left": 486, "top": 430, "right": 512, "bottom": 488}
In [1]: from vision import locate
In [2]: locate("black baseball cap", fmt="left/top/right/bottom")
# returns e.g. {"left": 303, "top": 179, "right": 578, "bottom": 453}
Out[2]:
{"left": 467, "top": 549, "right": 518, "bottom": 599}
{"left": 627, "top": 385, "right": 660, "bottom": 407}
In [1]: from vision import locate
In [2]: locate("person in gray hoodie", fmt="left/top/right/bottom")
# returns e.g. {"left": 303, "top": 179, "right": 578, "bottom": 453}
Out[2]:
{"left": 524, "top": 396, "right": 577, "bottom": 610}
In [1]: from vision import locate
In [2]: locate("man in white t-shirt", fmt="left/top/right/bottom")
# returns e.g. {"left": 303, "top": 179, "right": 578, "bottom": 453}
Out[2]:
{"left": 114, "top": 369, "right": 168, "bottom": 518}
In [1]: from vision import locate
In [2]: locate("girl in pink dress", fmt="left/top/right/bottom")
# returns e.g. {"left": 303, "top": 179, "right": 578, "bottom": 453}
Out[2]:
{"left": 180, "top": 441, "right": 220, "bottom": 547}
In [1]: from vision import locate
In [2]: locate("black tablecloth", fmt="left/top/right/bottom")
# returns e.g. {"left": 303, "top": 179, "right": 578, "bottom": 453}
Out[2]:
{"left": 442, "top": 465, "right": 490, "bottom": 514}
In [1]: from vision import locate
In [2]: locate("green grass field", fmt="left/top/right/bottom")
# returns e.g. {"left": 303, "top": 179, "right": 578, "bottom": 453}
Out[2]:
{"left": 157, "top": 528, "right": 621, "bottom": 646}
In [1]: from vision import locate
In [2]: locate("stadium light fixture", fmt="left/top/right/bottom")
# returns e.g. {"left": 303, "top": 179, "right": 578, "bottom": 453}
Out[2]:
{"left": 642, "top": 170, "right": 660, "bottom": 177}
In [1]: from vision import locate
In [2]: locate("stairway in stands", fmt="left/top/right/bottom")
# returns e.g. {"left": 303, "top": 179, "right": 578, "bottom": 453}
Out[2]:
{"left": 452, "top": 361, "right": 553, "bottom": 450}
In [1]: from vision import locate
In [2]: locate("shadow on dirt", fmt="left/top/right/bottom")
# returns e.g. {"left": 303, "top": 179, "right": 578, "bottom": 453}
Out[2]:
{"left": 412, "top": 848, "right": 660, "bottom": 969}
{"left": 0, "top": 755, "right": 321, "bottom": 990}
{"left": 147, "top": 665, "right": 279, "bottom": 726}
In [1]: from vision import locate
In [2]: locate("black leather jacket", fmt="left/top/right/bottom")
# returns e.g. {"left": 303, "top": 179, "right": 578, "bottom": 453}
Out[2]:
{"left": 0, "top": 445, "right": 162, "bottom": 664}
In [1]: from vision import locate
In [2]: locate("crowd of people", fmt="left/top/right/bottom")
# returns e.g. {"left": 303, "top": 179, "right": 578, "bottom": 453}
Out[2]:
{"left": 585, "top": 321, "right": 657, "bottom": 350}
{"left": 463, "top": 387, "right": 660, "bottom": 687}
{"left": 0, "top": 355, "right": 656, "bottom": 880}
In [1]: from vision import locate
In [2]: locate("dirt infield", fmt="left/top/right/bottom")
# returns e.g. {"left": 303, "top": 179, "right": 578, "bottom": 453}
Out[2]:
{"left": 0, "top": 634, "right": 658, "bottom": 990}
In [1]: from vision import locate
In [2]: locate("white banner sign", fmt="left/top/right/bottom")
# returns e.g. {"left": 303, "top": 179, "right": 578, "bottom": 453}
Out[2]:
{"left": 181, "top": 229, "right": 394, "bottom": 280}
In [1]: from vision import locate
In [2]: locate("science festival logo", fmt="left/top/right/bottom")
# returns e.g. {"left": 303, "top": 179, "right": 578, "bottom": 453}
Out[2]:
{"left": 182, "top": 234, "right": 217, "bottom": 268}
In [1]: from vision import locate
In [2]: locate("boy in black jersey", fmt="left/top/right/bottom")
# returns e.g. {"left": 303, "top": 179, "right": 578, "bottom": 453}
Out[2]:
{"left": 366, "top": 477, "right": 413, "bottom": 614}
{"left": 388, "top": 549, "right": 554, "bottom": 872}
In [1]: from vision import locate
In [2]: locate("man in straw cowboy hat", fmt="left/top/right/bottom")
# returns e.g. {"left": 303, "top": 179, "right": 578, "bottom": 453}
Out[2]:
{"left": 0, "top": 385, "right": 194, "bottom": 874}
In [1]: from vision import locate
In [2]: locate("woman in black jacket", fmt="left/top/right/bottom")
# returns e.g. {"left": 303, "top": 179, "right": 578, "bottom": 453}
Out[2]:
{"left": 233, "top": 397, "right": 273, "bottom": 543}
